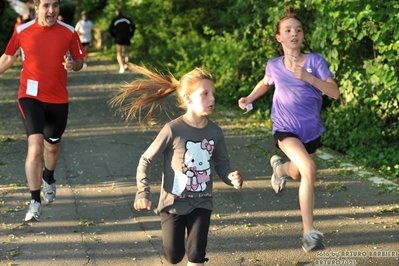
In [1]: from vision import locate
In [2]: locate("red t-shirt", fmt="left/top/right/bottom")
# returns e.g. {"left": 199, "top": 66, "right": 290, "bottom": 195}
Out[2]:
{"left": 6, "top": 19, "right": 85, "bottom": 103}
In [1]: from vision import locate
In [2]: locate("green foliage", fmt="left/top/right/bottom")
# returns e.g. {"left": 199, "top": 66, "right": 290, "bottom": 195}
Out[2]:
{"left": 130, "top": 0, "right": 399, "bottom": 182}
{"left": 304, "top": 0, "right": 399, "bottom": 180}
{"left": 0, "top": 8, "right": 18, "bottom": 53}
{"left": 59, "top": 1, "right": 76, "bottom": 26}
{"left": 321, "top": 106, "right": 396, "bottom": 172}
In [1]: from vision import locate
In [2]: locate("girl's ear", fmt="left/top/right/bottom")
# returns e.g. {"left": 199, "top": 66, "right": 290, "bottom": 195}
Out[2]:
{"left": 275, "top": 34, "right": 282, "bottom": 43}
{"left": 184, "top": 94, "right": 192, "bottom": 104}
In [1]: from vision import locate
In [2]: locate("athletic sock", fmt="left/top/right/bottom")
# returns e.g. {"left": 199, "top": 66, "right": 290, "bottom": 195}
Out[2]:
{"left": 43, "top": 168, "right": 56, "bottom": 184}
{"left": 30, "top": 190, "right": 41, "bottom": 203}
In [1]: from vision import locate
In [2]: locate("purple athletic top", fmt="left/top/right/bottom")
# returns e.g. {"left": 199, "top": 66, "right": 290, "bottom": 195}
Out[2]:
{"left": 266, "top": 52, "right": 334, "bottom": 143}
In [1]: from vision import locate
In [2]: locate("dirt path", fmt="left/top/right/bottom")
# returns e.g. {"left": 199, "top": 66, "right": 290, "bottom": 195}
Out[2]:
{"left": 0, "top": 55, "right": 398, "bottom": 266}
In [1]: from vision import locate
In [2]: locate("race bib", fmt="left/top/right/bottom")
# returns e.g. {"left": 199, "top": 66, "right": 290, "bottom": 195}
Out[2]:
{"left": 26, "top": 79, "right": 38, "bottom": 96}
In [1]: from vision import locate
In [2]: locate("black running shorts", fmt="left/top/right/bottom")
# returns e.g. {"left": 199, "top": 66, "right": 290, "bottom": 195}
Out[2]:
{"left": 274, "top": 131, "right": 322, "bottom": 154}
{"left": 18, "top": 98, "right": 69, "bottom": 144}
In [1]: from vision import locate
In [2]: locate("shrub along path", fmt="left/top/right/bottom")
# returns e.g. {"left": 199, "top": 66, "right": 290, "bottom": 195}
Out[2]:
{"left": 0, "top": 55, "right": 398, "bottom": 265}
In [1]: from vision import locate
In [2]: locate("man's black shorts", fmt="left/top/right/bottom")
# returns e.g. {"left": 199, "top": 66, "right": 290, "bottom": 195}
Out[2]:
{"left": 18, "top": 98, "right": 69, "bottom": 144}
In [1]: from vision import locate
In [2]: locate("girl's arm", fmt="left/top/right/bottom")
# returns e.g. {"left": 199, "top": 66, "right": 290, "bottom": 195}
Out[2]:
{"left": 134, "top": 124, "right": 171, "bottom": 210}
{"left": 309, "top": 76, "right": 340, "bottom": 100}
{"left": 294, "top": 65, "right": 340, "bottom": 99}
{"left": 134, "top": 155, "right": 153, "bottom": 211}
{"left": 212, "top": 128, "right": 242, "bottom": 189}
{"left": 238, "top": 75, "right": 273, "bottom": 109}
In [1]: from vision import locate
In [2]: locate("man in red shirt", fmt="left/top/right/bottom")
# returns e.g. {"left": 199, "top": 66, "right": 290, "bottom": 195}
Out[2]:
{"left": 0, "top": 0, "right": 85, "bottom": 222}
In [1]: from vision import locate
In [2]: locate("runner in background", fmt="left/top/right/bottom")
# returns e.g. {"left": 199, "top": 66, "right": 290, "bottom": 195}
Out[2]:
{"left": 75, "top": 10, "right": 94, "bottom": 67}
{"left": 108, "top": 9, "right": 135, "bottom": 73}
{"left": 14, "top": 15, "right": 24, "bottom": 31}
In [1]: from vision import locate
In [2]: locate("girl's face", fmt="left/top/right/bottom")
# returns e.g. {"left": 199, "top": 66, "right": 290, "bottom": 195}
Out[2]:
{"left": 187, "top": 79, "right": 215, "bottom": 117}
{"left": 35, "top": 0, "right": 60, "bottom": 27}
{"left": 275, "top": 18, "right": 304, "bottom": 50}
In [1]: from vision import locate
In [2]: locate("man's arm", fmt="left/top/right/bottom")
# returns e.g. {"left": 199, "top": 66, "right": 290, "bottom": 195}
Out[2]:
{"left": 108, "top": 19, "right": 115, "bottom": 37}
{"left": 63, "top": 57, "right": 84, "bottom": 72}
{"left": 72, "top": 58, "right": 84, "bottom": 71}
{"left": 0, "top": 53, "right": 17, "bottom": 75}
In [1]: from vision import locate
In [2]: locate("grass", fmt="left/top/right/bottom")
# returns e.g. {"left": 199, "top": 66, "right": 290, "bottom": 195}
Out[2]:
{"left": 79, "top": 219, "right": 95, "bottom": 226}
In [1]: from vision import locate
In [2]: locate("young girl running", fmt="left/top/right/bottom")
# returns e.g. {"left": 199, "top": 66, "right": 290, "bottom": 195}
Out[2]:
{"left": 238, "top": 6, "right": 340, "bottom": 252}
{"left": 111, "top": 64, "right": 243, "bottom": 265}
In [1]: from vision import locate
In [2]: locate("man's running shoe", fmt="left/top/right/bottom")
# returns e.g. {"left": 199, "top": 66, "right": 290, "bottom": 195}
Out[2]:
{"left": 42, "top": 179, "right": 56, "bottom": 204}
{"left": 24, "top": 200, "right": 42, "bottom": 222}
{"left": 270, "top": 155, "right": 287, "bottom": 194}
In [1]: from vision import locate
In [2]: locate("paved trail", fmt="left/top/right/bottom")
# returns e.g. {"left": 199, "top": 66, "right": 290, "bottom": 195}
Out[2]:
{"left": 0, "top": 56, "right": 398, "bottom": 265}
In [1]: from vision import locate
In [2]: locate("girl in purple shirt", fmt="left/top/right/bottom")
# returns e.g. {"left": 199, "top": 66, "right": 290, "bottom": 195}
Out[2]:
{"left": 238, "top": 5, "right": 340, "bottom": 252}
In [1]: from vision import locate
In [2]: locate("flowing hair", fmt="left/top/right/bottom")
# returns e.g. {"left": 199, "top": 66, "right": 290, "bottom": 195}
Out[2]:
{"left": 275, "top": 5, "right": 312, "bottom": 56}
{"left": 109, "top": 64, "right": 213, "bottom": 125}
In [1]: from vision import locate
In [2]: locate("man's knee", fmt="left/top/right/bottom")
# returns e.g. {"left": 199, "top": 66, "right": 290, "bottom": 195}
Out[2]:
{"left": 27, "top": 134, "right": 44, "bottom": 154}
{"left": 44, "top": 141, "right": 60, "bottom": 154}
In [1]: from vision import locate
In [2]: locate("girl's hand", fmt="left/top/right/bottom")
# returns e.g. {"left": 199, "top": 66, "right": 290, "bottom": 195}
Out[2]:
{"left": 293, "top": 64, "right": 311, "bottom": 83}
{"left": 133, "top": 198, "right": 152, "bottom": 211}
{"left": 238, "top": 97, "right": 250, "bottom": 110}
{"left": 229, "top": 171, "right": 243, "bottom": 190}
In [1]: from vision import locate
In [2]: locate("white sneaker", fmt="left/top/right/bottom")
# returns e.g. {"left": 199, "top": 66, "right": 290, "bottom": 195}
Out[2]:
{"left": 42, "top": 179, "right": 56, "bottom": 204}
{"left": 119, "top": 66, "right": 125, "bottom": 73}
{"left": 24, "top": 200, "right": 42, "bottom": 222}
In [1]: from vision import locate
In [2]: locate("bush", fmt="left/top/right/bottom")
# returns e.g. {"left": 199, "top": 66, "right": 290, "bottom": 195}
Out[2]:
{"left": 0, "top": 8, "right": 18, "bottom": 53}
{"left": 130, "top": 0, "right": 399, "bottom": 181}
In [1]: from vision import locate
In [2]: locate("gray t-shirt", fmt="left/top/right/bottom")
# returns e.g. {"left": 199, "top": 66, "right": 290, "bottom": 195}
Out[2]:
{"left": 135, "top": 116, "right": 234, "bottom": 215}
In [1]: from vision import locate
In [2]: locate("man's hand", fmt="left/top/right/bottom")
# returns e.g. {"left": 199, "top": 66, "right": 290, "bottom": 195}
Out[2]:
{"left": 63, "top": 55, "right": 75, "bottom": 71}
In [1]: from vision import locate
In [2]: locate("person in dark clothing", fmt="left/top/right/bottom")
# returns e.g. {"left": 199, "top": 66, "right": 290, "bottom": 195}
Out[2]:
{"left": 108, "top": 9, "right": 136, "bottom": 73}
